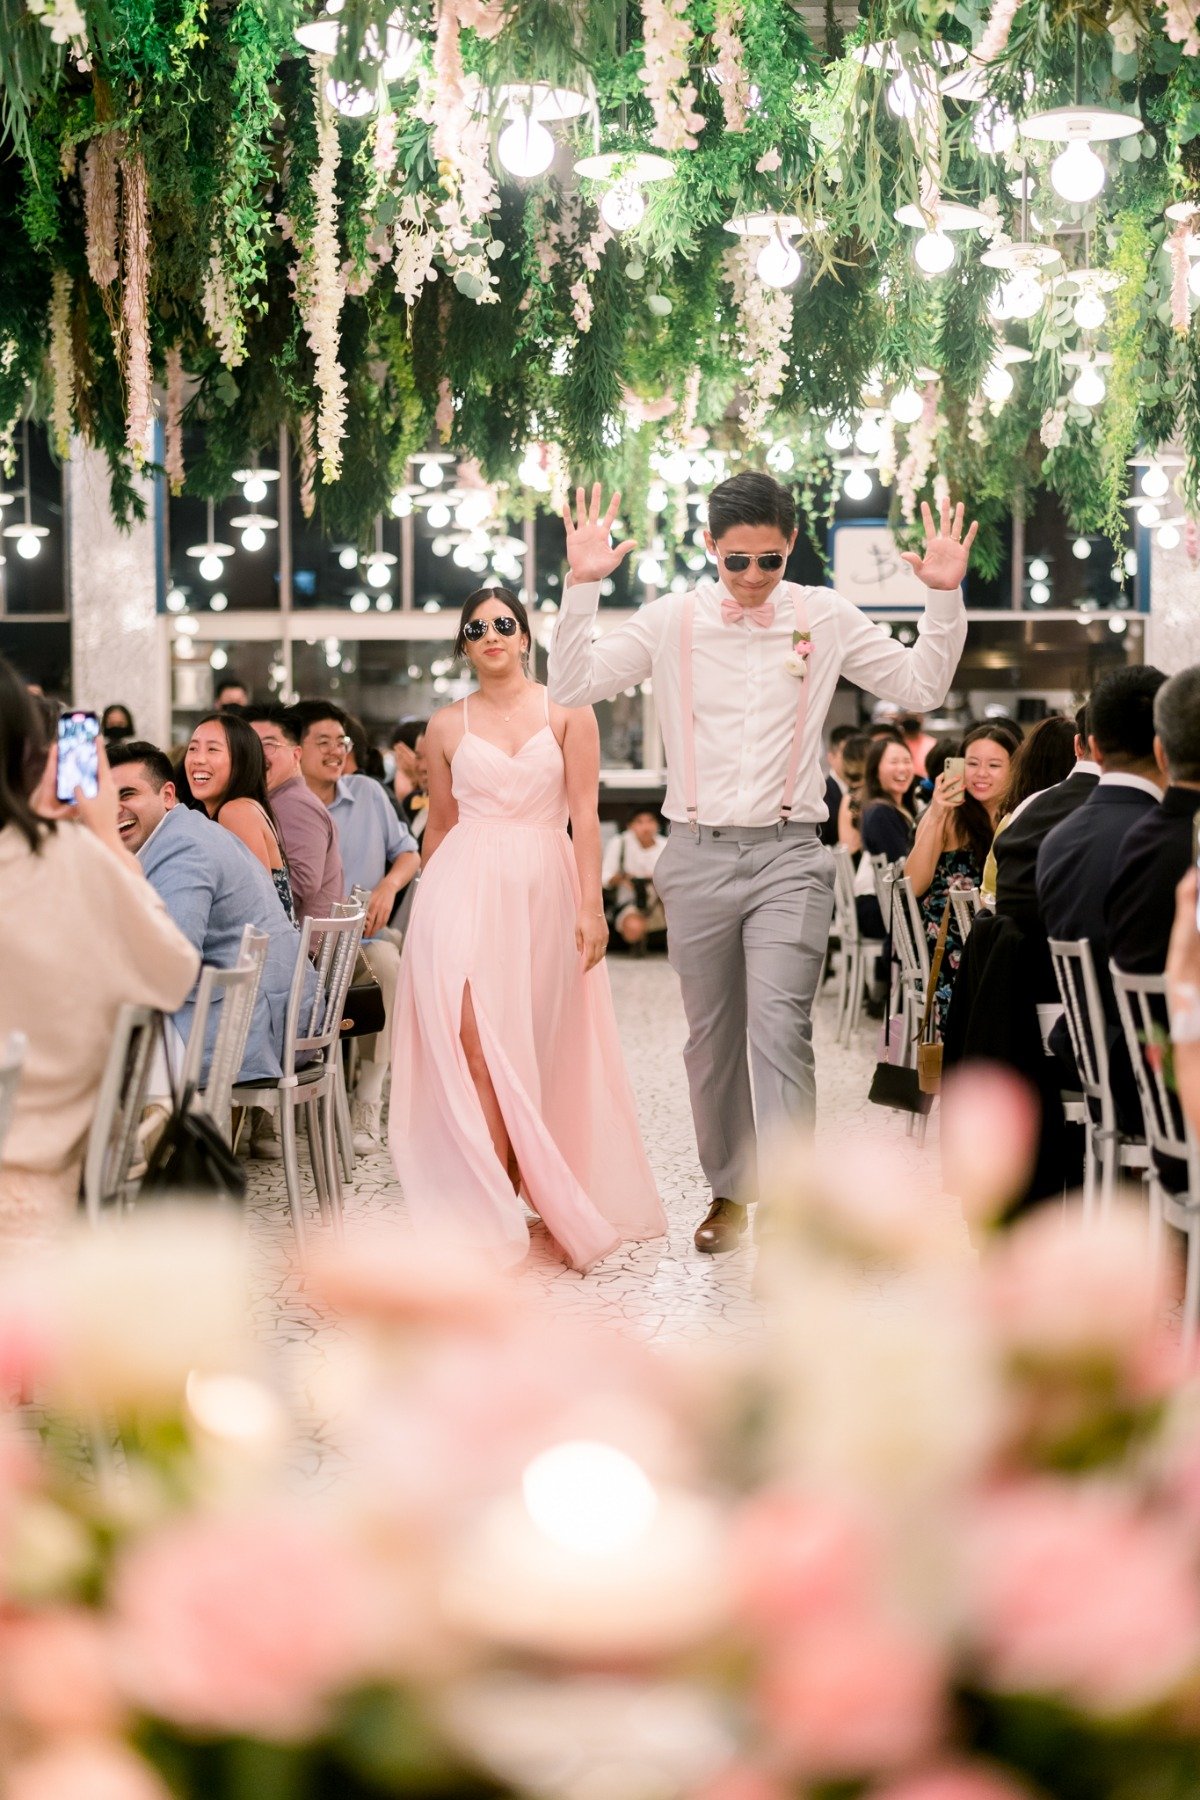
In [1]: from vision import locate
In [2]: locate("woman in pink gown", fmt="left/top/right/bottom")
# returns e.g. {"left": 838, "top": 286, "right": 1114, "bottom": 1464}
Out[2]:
{"left": 388, "top": 586, "right": 666, "bottom": 1271}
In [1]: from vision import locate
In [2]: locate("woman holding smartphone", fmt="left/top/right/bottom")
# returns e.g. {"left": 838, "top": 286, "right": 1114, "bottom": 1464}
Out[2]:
{"left": 905, "top": 721, "right": 1022, "bottom": 1026}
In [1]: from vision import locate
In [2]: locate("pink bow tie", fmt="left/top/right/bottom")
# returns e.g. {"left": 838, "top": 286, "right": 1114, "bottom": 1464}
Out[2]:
{"left": 720, "top": 595, "right": 775, "bottom": 629}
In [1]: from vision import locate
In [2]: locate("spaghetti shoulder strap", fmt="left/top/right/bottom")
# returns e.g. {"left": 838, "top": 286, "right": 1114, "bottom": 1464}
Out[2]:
{"left": 462, "top": 693, "right": 471, "bottom": 733}
{"left": 542, "top": 683, "right": 551, "bottom": 724}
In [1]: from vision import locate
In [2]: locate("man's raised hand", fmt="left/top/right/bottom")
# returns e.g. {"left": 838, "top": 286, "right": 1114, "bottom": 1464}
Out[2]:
{"left": 900, "top": 497, "right": 979, "bottom": 592}
{"left": 562, "top": 483, "right": 637, "bottom": 586}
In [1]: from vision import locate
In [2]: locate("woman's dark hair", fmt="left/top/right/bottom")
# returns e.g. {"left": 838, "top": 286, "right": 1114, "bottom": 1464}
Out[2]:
{"left": 863, "top": 735, "right": 916, "bottom": 815}
{"left": 953, "top": 722, "right": 1022, "bottom": 867}
{"left": 924, "top": 733, "right": 960, "bottom": 786}
{"left": 188, "top": 710, "right": 281, "bottom": 842}
{"left": 344, "top": 712, "right": 388, "bottom": 783}
{"left": 0, "top": 655, "right": 52, "bottom": 852}
{"left": 392, "top": 717, "right": 428, "bottom": 751}
{"left": 707, "top": 471, "right": 796, "bottom": 541}
{"left": 997, "top": 716, "right": 1078, "bottom": 822}
{"left": 841, "top": 731, "right": 874, "bottom": 828}
{"left": 454, "top": 586, "right": 531, "bottom": 660}
{"left": 101, "top": 703, "right": 134, "bottom": 740}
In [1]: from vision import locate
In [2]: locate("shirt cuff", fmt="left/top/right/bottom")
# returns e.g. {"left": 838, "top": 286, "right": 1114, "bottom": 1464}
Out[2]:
{"left": 920, "top": 585, "right": 963, "bottom": 620}
{"left": 562, "top": 577, "right": 602, "bottom": 615}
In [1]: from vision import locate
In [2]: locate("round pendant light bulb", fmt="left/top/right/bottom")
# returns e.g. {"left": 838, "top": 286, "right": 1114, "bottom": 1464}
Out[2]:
{"left": 1072, "top": 536, "right": 1092, "bottom": 560}
{"left": 1136, "top": 501, "right": 1161, "bottom": 527}
{"left": 1030, "top": 580, "right": 1050, "bottom": 604}
{"left": 1071, "top": 367, "right": 1107, "bottom": 407}
{"left": 973, "top": 101, "right": 1016, "bottom": 156}
{"left": 15, "top": 531, "right": 40, "bottom": 560}
{"left": 825, "top": 419, "right": 853, "bottom": 451}
{"left": 1028, "top": 557, "right": 1050, "bottom": 581}
{"left": 418, "top": 459, "right": 444, "bottom": 487}
{"left": 1158, "top": 523, "right": 1182, "bottom": 549}
{"left": 766, "top": 442, "right": 795, "bottom": 473}
{"left": 426, "top": 501, "right": 452, "bottom": 530}
{"left": 241, "top": 525, "right": 266, "bottom": 553}
{"left": 842, "top": 466, "right": 873, "bottom": 501}
{"left": 886, "top": 72, "right": 918, "bottom": 119}
{"left": 166, "top": 587, "right": 187, "bottom": 612}
{"left": 599, "top": 179, "right": 646, "bottom": 233}
{"left": 366, "top": 559, "right": 391, "bottom": 587}
{"left": 755, "top": 236, "right": 803, "bottom": 289}
{"left": 326, "top": 78, "right": 375, "bottom": 119}
{"left": 1003, "top": 272, "right": 1044, "bottom": 321}
{"left": 199, "top": 553, "right": 223, "bottom": 581}
{"left": 210, "top": 591, "right": 228, "bottom": 611}
{"left": 889, "top": 385, "right": 924, "bottom": 424}
{"left": 1050, "top": 140, "right": 1106, "bottom": 204}
{"left": 854, "top": 415, "right": 884, "bottom": 456}
{"left": 497, "top": 113, "right": 555, "bottom": 178}
{"left": 914, "top": 230, "right": 955, "bottom": 276}
{"left": 1140, "top": 463, "right": 1170, "bottom": 498}
{"left": 982, "top": 363, "right": 1015, "bottom": 404}
{"left": 241, "top": 475, "right": 268, "bottom": 504}
{"left": 1072, "top": 289, "right": 1107, "bottom": 331}
{"left": 391, "top": 490, "right": 413, "bottom": 517}
{"left": 338, "top": 546, "right": 358, "bottom": 570}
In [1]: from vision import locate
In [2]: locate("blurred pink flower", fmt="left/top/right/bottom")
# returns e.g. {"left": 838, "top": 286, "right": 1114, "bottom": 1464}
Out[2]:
{"left": 111, "top": 1510, "right": 379, "bottom": 1739}
{"left": 1, "top": 1606, "right": 123, "bottom": 1734}
{"left": 688, "top": 1764, "right": 792, "bottom": 1800}
{"left": 729, "top": 1487, "right": 875, "bottom": 1637}
{"left": 940, "top": 1065, "right": 1039, "bottom": 1226}
{"left": 870, "top": 1763, "right": 1038, "bottom": 1800}
{"left": 758, "top": 1135, "right": 949, "bottom": 1264}
{"left": 309, "top": 1231, "right": 517, "bottom": 1333}
{"left": 7, "top": 1740, "right": 171, "bottom": 1800}
{"left": 757, "top": 1607, "right": 946, "bottom": 1777}
{"left": 984, "top": 1204, "right": 1164, "bottom": 1369}
{"left": 968, "top": 1479, "right": 1200, "bottom": 1713}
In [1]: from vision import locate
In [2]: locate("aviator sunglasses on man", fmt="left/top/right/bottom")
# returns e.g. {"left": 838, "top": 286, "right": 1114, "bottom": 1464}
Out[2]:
{"left": 463, "top": 615, "right": 520, "bottom": 641}
{"left": 717, "top": 550, "right": 787, "bottom": 573}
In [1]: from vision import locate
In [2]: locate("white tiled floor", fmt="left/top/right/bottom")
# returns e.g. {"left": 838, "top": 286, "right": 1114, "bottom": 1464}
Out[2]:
{"left": 246, "top": 957, "right": 959, "bottom": 1448}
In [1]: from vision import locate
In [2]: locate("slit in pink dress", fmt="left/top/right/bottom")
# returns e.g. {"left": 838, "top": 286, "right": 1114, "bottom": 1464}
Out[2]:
{"left": 388, "top": 690, "right": 667, "bottom": 1271}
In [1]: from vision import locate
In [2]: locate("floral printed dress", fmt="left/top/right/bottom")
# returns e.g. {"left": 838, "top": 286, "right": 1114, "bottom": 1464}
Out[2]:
{"left": 919, "top": 848, "right": 981, "bottom": 1032}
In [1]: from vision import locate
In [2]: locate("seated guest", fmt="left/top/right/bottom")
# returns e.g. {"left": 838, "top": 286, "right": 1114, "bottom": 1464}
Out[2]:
{"left": 907, "top": 721, "right": 1020, "bottom": 1029}
{"left": 855, "top": 735, "right": 917, "bottom": 939}
{"left": 392, "top": 718, "right": 430, "bottom": 840}
{"left": 819, "top": 723, "right": 857, "bottom": 849}
{"left": 1167, "top": 870, "right": 1200, "bottom": 1142}
{"left": 100, "top": 703, "right": 135, "bottom": 745}
{"left": 835, "top": 731, "right": 872, "bottom": 856}
{"left": 245, "top": 706, "right": 344, "bottom": 924}
{"left": 184, "top": 711, "right": 296, "bottom": 924}
{"left": 0, "top": 671, "right": 197, "bottom": 1243}
{"left": 108, "top": 742, "right": 312, "bottom": 1089}
{"left": 1036, "top": 666, "right": 1167, "bottom": 1119}
{"left": 993, "top": 702, "right": 1098, "bottom": 933}
{"left": 899, "top": 711, "right": 936, "bottom": 779}
{"left": 981, "top": 715, "right": 1078, "bottom": 907}
{"left": 603, "top": 808, "right": 668, "bottom": 951}
{"left": 296, "top": 699, "right": 419, "bottom": 1150}
{"left": 1107, "top": 664, "right": 1200, "bottom": 976}
{"left": 343, "top": 711, "right": 391, "bottom": 789}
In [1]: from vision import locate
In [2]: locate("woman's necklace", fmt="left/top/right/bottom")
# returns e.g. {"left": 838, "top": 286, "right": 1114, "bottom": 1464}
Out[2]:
{"left": 480, "top": 679, "right": 531, "bottom": 723}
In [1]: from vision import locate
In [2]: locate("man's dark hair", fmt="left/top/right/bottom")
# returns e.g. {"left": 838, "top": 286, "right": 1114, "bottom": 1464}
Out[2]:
{"left": 1154, "top": 665, "right": 1200, "bottom": 782}
{"left": 107, "top": 739, "right": 177, "bottom": 792}
{"left": 214, "top": 676, "right": 248, "bottom": 703}
{"left": 828, "top": 723, "right": 857, "bottom": 750}
{"left": 1075, "top": 699, "right": 1090, "bottom": 743}
{"left": 268, "top": 705, "right": 304, "bottom": 747}
{"left": 868, "top": 722, "right": 906, "bottom": 744}
{"left": 706, "top": 471, "right": 796, "bottom": 542}
{"left": 239, "top": 703, "right": 276, "bottom": 726}
{"left": 1087, "top": 665, "right": 1167, "bottom": 764}
{"left": 392, "top": 717, "right": 428, "bottom": 750}
{"left": 290, "top": 697, "right": 349, "bottom": 740}
{"left": 627, "top": 807, "right": 660, "bottom": 826}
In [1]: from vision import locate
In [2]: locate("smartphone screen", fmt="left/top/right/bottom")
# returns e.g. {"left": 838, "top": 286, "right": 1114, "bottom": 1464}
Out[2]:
{"left": 56, "top": 711, "right": 100, "bottom": 804}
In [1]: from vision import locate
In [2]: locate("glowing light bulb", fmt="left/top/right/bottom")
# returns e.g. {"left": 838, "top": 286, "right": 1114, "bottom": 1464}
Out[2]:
{"left": 241, "top": 525, "right": 266, "bottom": 552}
{"left": 756, "top": 236, "right": 803, "bottom": 289}
{"left": 326, "top": 79, "right": 375, "bottom": 118}
{"left": 1158, "top": 523, "right": 1181, "bottom": 549}
{"left": 1072, "top": 289, "right": 1107, "bottom": 331}
{"left": 887, "top": 72, "right": 919, "bottom": 119}
{"left": 599, "top": 178, "right": 646, "bottom": 233}
{"left": 338, "top": 546, "right": 358, "bottom": 570}
{"left": 766, "top": 442, "right": 795, "bottom": 472}
{"left": 890, "top": 385, "right": 924, "bottom": 424}
{"left": 426, "top": 501, "right": 452, "bottom": 529}
{"left": 1072, "top": 536, "right": 1091, "bottom": 560}
{"left": 843, "top": 466, "right": 873, "bottom": 501}
{"left": 914, "top": 230, "right": 955, "bottom": 276}
{"left": 1051, "top": 140, "right": 1106, "bottom": 204}
{"left": 636, "top": 554, "right": 665, "bottom": 585}
{"left": 349, "top": 591, "right": 370, "bottom": 613}
{"left": 242, "top": 475, "right": 268, "bottom": 504}
{"left": 1030, "top": 580, "right": 1050, "bottom": 604}
{"left": 391, "top": 489, "right": 413, "bottom": 517}
{"left": 522, "top": 1441, "right": 658, "bottom": 1555}
{"left": 1071, "top": 367, "right": 1106, "bottom": 407}
{"left": 1028, "top": 557, "right": 1049, "bottom": 581}
{"left": 166, "top": 587, "right": 187, "bottom": 612}
{"left": 377, "top": 593, "right": 393, "bottom": 611}
{"left": 982, "top": 363, "right": 1014, "bottom": 403}
{"left": 210, "top": 591, "right": 228, "bottom": 611}
{"left": 199, "top": 553, "right": 223, "bottom": 581}
{"left": 1141, "top": 463, "right": 1170, "bottom": 498}
{"left": 497, "top": 114, "right": 555, "bottom": 178}
{"left": 366, "top": 559, "right": 391, "bottom": 587}
{"left": 419, "top": 459, "right": 444, "bottom": 487}
{"left": 973, "top": 100, "right": 1016, "bottom": 156}
{"left": 1124, "top": 548, "right": 1138, "bottom": 575}
{"left": 1136, "top": 501, "right": 1161, "bottom": 526}
{"left": 1109, "top": 615, "right": 1127, "bottom": 634}
{"left": 16, "top": 531, "right": 40, "bottom": 559}
{"left": 647, "top": 483, "right": 669, "bottom": 512}
{"left": 1002, "top": 272, "right": 1043, "bottom": 320}
{"left": 430, "top": 535, "right": 451, "bottom": 557}
{"left": 210, "top": 647, "right": 228, "bottom": 671}
{"left": 854, "top": 416, "right": 883, "bottom": 456}
{"left": 825, "top": 419, "right": 853, "bottom": 452}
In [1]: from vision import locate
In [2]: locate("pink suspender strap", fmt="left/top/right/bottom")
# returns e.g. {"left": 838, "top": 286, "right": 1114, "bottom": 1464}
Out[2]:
{"left": 678, "top": 588, "right": 814, "bottom": 831}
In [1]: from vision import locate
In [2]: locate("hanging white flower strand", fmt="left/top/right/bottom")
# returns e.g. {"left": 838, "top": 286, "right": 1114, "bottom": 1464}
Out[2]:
{"left": 120, "top": 150, "right": 153, "bottom": 469}
{"left": 298, "top": 413, "right": 317, "bottom": 519}
{"left": 81, "top": 133, "right": 120, "bottom": 288}
{"left": 723, "top": 239, "right": 791, "bottom": 435}
{"left": 640, "top": 0, "right": 706, "bottom": 152}
{"left": 48, "top": 268, "right": 74, "bottom": 458}
{"left": 975, "top": 0, "right": 1021, "bottom": 64}
{"left": 164, "top": 347, "right": 186, "bottom": 492}
{"left": 1162, "top": 0, "right": 1200, "bottom": 56}
{"left": 1171, "top": 222, "right": 1191, "bottom": 334}
{"left": 713, "top": 0, "right": 750, "bottom": 133}
{"left": 202, "top": 245, "right": 246, "bottom": 370}
{"left": 300, "top": 63, "right": 348, "bottom": 485}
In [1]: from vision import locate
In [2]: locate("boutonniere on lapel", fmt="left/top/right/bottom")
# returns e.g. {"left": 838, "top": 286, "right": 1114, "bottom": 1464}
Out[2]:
{"left": 784, "top": 630, "right": 813, "bottom": 680}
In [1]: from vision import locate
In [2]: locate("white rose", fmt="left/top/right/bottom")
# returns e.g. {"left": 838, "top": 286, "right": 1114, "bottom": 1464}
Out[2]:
{"left": 783, "top": 651, "right": 809, "bottom": 679}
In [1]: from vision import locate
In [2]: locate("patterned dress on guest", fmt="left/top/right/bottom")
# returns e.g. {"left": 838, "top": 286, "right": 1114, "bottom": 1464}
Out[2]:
{"left": 919, "top": 848, "right": 981, "bottom": 1031}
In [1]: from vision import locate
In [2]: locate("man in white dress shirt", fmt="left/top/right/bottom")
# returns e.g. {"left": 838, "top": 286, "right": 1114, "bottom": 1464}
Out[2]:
{"left": 549, "top": 474, "right": 975, "bottom": 1253}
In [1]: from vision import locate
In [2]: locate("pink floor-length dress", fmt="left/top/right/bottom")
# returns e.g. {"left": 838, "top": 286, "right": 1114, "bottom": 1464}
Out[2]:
{"left": 388, "top": 692, "right": 667, "bottom": 1271}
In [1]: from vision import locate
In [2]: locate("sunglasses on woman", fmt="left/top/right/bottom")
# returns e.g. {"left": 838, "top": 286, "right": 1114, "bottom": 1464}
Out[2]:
{"left": 719, "top": 551, "right": 786, "bottom": 573}
{"left": 463, "top": 616, "right": 519, "bottom": 640}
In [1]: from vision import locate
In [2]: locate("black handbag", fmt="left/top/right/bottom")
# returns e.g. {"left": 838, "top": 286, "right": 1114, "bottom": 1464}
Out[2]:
{"left": 866, "top": 889, "right": 952, "bottom": 1117}
{"left": 139, "top": 1021, "right": 247, "bottom": 1202}
{"left": 338, "top": 950, "right": 386, "bottom": 1039}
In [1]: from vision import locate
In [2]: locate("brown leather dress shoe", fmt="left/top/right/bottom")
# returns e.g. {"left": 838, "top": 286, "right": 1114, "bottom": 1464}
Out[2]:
{"left": 694, "top": 1197, "right": 748, "bottom": 1254}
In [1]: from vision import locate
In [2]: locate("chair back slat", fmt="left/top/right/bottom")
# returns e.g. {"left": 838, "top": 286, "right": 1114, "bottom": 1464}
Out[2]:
{"left": 0, "top": 1031, "right": 27, "bottom": 1164}
{"left": 1112, "top": 964, "right": 1197, "bottom": 1178}
{"left": 283, "top": 910, "right": 366, "bottom": 1070}
{"left": 1048, "top": 938, "right": 1111, "bottom": 1124}
{"left": 890, "top": 874, "right": 930, "bottom": 999}
{"left": 202, "top": 927, "right": 269, "bottom": 1139}
{"left": 83, "top": 1005, "right": 158, "bottom": 1222}
{"left": 830, "top": 846, "right": 860, "bottom": 947}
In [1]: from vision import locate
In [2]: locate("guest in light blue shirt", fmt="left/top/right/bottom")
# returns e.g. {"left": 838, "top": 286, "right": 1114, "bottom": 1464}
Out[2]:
{"left": 109, "top": 743, "right": 314, "bottom": 1083}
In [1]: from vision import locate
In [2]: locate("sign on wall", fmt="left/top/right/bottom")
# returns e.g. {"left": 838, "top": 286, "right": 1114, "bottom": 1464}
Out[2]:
{"left": 829, "top": 520, "right": 942, "bottom": 610}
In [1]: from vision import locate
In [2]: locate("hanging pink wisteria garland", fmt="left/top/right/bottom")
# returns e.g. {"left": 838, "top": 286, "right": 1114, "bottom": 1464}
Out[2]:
{"left": 639, "top": 0, "right": 706, "bottom": 152}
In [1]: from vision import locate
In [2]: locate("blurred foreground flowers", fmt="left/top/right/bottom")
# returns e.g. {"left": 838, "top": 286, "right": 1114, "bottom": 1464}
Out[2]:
{"left": 2, "top": 1074, "right": 1200, "bottom": 1799}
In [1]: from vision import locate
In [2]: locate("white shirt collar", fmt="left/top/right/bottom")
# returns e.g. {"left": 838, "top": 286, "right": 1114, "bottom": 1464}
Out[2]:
{"left": 1072, "top": 759, "right": 1101, "bottom": 777}
{"left": 1098, "top": 771, "right": 1163, "bottom": 801}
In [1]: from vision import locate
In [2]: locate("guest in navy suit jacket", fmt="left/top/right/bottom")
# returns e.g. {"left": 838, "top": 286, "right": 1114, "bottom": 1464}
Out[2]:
{"left": 1107, "top": 665, "right": 1200, "bottom": 978}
